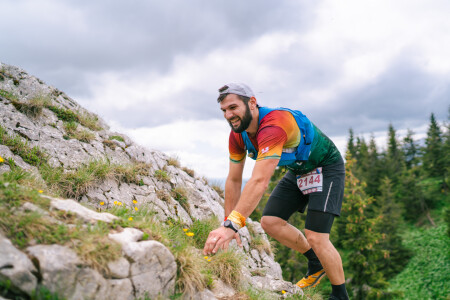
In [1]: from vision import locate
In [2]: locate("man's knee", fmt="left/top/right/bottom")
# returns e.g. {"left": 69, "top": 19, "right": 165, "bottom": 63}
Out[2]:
{"left": 305, "top": 229, "right": 329, "bottom": 248}
{"left": 260, "top": 216, "right": 286, "bottom": 235}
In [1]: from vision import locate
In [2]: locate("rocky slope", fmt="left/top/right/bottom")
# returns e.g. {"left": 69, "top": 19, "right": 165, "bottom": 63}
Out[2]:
{"left": 0, "top": 63, "right": 302, "bottom": 299}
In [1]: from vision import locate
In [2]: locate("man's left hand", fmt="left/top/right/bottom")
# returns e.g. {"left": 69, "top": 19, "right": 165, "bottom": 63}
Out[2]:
{"left": 203, "top": 226, "right": 241, "bottom": 255}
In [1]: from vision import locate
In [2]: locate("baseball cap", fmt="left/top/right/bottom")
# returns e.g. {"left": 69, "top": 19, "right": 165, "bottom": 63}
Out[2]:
{"left": 218, "top": 83, "right": 255, "bottom": 98}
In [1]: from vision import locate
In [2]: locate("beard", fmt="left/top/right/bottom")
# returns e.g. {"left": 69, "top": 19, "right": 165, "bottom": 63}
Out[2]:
{"left": 228, "top": 102, "right": 253, "bottom": 133}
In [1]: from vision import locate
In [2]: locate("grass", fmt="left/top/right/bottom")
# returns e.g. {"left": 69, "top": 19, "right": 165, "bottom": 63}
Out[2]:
{"left": 155, "top": 169, "right": 171, "bottom": 182}
{"left": 207, "top": 249, "right": 245, "bottom": 288}
{"left": 247, "top": 224, "right": 273, "bottom": 255}
{"left": 0, "top": 125, "right": 48, "bottom": 167}
{"left": 388, "top": 223, "right": 449, "bottom": 299}
{"left": 167, "top": 156, "right": 181, "bottom": 168}
{"left": 0, "top": 89, "right": 19, "bottom": 101}
{"left": 10, "top": 94, "right": 52, "bottom": 118}
{"left": 41, "top": 160, "right": 151, "bottom": 199}
{"left": 210, "top": 182, "right": 224, "bottom": 198}
{"left": 181, "top": 166, "right": 195, "bottom": 177}
{"left": 47, "top": 105, "right": 102, "bottom": 131}
{"left": 156, "top": 189, "right": 171, "bottom": 201}
{"left": 110, "top": 135, "right": 124, "bottom": 142}
{"left": 0, "top": 175, "right": 122, "bottom": 275}
{"left": 171, "top": 186, "right": 190, "bottom": 213}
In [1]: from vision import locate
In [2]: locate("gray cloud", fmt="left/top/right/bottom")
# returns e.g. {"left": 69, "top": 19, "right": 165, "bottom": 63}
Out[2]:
{"left": 1, "top": 0, "right": 315, "bottom": 96}
{"left": 308, "top": 57, "right": 450, "bottom": 136}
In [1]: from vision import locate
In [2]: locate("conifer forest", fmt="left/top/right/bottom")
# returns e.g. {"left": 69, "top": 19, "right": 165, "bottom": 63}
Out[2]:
{"left": 250, "top": 112, "right": 450, "bottom": 299}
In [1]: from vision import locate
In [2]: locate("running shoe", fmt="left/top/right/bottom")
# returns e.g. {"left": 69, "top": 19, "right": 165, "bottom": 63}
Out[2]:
{"left": 296, "top": 269, "right": 326, "bottom": 289}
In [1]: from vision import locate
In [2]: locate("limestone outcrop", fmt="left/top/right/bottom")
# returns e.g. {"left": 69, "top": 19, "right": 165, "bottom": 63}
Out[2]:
{"left": 0, "top": 63, "right": 302, "bottom": 299}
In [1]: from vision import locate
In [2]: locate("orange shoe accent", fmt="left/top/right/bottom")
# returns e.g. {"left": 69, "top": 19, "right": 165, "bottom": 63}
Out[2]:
{"left": 296, "top": 269, "right": 326, "bottom": 289}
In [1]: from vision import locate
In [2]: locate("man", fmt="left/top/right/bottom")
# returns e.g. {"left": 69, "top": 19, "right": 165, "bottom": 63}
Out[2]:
{"left": 203, "top": 83, "right": 349, "bottom": 300}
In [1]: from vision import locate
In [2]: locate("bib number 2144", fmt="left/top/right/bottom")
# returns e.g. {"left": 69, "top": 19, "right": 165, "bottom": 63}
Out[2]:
{"left": 296, "top": 167, "right": 323, "bottom": 195}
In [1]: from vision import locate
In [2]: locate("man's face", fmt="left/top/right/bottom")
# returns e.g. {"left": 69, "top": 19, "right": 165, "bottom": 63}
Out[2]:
{"left": 219, "top": 94, "right": 253, "bottom": 133}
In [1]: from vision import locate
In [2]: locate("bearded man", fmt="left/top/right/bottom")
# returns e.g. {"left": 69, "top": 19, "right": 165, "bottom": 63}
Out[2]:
{"left": 203, "top": 83, "right": 349, "bottom": 300}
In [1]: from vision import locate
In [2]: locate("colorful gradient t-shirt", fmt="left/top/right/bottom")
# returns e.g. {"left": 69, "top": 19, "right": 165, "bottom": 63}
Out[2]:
{"left": 229, "top": 109, "right": 342, "bottom": 174}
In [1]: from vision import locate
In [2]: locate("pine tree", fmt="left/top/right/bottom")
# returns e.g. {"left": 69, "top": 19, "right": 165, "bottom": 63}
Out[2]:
{"left": 366, "top": 135, "right": 382, "bottom": 197}
{"left": 347, "top": 128, "right": 356, "bottom": 158}
{"left": 402, "top": 129, "right": 420, "bottom": 170}
{"left": 423, "top": 113, "right": 444, "bottom": 178}
{"left": 336, "top": 152, "right": 393, "bottom": 299}
{"left": 383, "top": 124, "right": 404, "bottom": 185}
{"left": 373, "top": 177, "right": 411, "bottom": 277}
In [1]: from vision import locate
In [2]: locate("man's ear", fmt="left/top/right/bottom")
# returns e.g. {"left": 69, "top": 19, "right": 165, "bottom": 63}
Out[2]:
{"left": 249, "top": 97, "right": 258, "bottom": 110}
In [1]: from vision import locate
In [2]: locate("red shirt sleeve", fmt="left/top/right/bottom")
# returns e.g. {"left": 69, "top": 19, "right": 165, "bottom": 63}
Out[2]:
{"left": 229, "top": 131, "right": 246, "bottom": 163}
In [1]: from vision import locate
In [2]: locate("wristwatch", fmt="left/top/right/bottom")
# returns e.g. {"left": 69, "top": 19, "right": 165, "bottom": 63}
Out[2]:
{"left": 223, "top": 220, "right": 238, "bottom": 232}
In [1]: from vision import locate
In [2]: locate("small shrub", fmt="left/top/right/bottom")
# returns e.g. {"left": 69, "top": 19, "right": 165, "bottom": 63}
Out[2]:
{"left": 74, "top": 129, "right": 95, "bottom": 143}
{"left": 155, "top": 169, "right": 170, "bottom": 182}
{"left": 63, "top": 121, "right": 78, "bottom": 135}
{"left": 78, "top": 111, "right": 102, "bottom": 131}
{"left": 211, "top": 183, "right": 224, "bottom": 198}
{"left": 156, "top": 189, "right": 171, "bottom": 202}
{"left": 167, "top": 156, "right": 181, "bottom": 168}
{"left": 0, "top": 125, "right": 48, "bottom": 167}
{"left": 10, "top": 94, "right": 51, "bottom": 118}
{"left": 250, "top": 235, "right": 272, "bottom": 255}
{"left": 0, "top": 89, "right": 18, "bottom": 101}
{"left": 110, "top": 135, "right": 125, "bottom": 142}
{"left": 207, "top": 249, "right": 244, "bottom": 288}
{"left": 102, "top": 139, "right": 116, "bottom": 150}
{"left": 181, "top": 167, "right": 195, "bottom": 177}
{"left": 47, "top": 105, "right": 79, "bottom": 123}
{"left": 171, "top": 187, "right": 190, "bottom": 213}
{"left": 115, "top": 162, "right": 151, "bottom": 185}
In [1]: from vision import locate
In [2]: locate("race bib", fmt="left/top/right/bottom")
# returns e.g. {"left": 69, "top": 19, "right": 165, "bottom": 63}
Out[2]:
{"left": 296, "top": 167, "right": 323, "bottom": 195}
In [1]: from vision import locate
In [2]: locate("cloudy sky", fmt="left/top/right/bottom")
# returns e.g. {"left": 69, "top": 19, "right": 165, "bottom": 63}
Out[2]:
{"left": 1, "top": 0, "right": 449, "bottom": 180}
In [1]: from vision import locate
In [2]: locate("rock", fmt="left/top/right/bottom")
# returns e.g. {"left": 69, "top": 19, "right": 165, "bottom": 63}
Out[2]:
{"left": 105, "top": 279, "right": 134, "bottom": 300}
{"left": 0, "top": 234, "right": 37, "bottom": 296}
{"left": 72, "top": 268, "right": 108, "bottom": 300}
{"left": 123, "top": 240, "right": 177, "bottom": 299}
{"left": 26, "top": 244, "right": 80, "bottom": 298}
{"left": 107, "top": 257, "right": 130, "bottom": 279}
{"left": 108, "top": 228, "right": 143, "bottom": 245}
{"left": 211, "top": 279, "right": 235, "bottom": 298}
{"left": 48, "top": 197, "right": 118, "bottom": 223}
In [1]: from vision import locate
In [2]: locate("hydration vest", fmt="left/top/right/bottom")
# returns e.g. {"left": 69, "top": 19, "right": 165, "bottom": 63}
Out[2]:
{"left": 240, "top": 107, "right": 315, "bottom": 166}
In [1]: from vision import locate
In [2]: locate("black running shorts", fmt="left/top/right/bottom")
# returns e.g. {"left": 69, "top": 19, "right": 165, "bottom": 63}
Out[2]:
{"left": 262, "top": 162, "right": 345, "bottom": 233}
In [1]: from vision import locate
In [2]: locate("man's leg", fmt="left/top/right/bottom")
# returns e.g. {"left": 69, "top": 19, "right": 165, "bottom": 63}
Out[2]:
{"left": 260, "top": 216, "right": 310, "bottom": 253}
{"left": 304, "top": 229, "right": 344, "bottom": 285}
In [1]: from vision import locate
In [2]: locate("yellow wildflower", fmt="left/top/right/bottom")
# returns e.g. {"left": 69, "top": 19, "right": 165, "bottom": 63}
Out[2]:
{"left": 114, "top": 201, "right": 118, "bottom": 205}
{"left": 133, "top": 200, "right": 137, "bottom": 204}
{"left": 128, "top": 217, "right": 133, "bottom": 221}
{"left": 207, "top": 258, "right": 212, "bottom": 262}
{"left": 204, "top": 256, "right": 208, "bottom": 260}
{"left": 134, "top": 207, "right": 138, "bottom": 211}
{"left": 118, "top": 202, "right": 122, "bottom": 206}
{"left": 185, "top": 232, "right": 194, "bottom": 237}
{"left": 281, "top": 290, "right": 286, "bottom": 294}
{"left": 0, "top": 156, "right": 4, "bottom": 163}
{"left": 100, "top": 202, "right": 105, "bottom": 206}
{"left": 183, "top": 228, "right": 188, "bottom": 232}
{"left": 38, "top": 190, "right": 44, "bottom": 193}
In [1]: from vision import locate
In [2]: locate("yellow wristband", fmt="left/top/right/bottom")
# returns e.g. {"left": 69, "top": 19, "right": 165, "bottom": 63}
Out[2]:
{"left": 228, "top": 210, "right": 246, "bottom": 228}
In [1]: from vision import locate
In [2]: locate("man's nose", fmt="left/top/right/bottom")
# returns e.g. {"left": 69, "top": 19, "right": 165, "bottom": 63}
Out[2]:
{"left": 224, "top": 110, "right": 234, "bottom": 120}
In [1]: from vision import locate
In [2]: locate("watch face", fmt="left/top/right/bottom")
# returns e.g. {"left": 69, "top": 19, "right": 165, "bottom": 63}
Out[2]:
{"left": 224, "top": 220, "right": 237, "bottom": 232}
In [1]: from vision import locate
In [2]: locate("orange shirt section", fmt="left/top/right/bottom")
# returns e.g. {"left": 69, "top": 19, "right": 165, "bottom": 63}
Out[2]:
{"left": 229, "top": 110, "right": 301, "bottom": 163}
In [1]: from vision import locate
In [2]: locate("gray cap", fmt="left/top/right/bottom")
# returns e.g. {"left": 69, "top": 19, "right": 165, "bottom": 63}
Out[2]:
{"left": 218, "top": 83, "right": 255, "bottom": 98}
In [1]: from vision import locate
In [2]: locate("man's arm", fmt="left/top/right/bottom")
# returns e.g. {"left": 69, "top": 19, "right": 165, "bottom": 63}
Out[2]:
{"left": 233, "top": 158, "right": 280, "bottom": 218}
{"left": 224, "top": 159, "right": 245, "bottom": 216}
{"left": 203, "top": 158, "right": 279, "bottom": 255}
